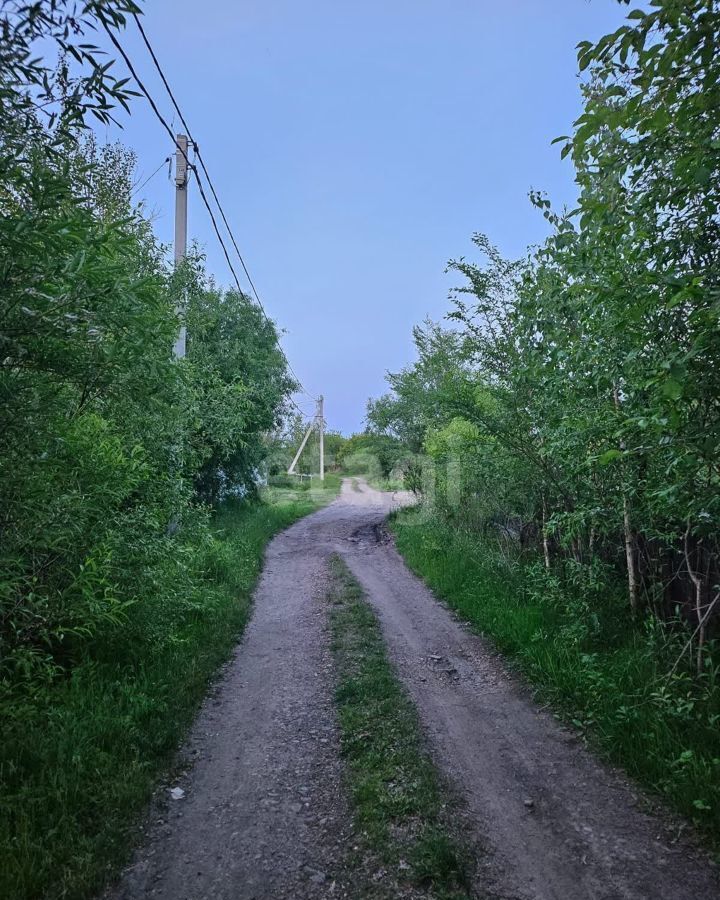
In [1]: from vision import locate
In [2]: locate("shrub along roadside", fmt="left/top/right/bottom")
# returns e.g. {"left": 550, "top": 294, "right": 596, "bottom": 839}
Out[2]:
{"left": 0, "top": 479, "right": 340, "bottom": 900}
{"left": 391, "top": 510, "right": 720, "bottom": 847}
{"left": 327, "top": 554, "right": 472, "bottom": 899}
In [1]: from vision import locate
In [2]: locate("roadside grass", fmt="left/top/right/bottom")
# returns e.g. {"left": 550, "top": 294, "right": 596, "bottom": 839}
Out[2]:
{"left": 266, "top": 471, "right": 341, "bottom": 503}
{"left": 0, "top": 476, "right": 340, "bottom": 900}
{"left": 365, "top": 474, "right": 406, "bottom": 492}
{"left": 390, "top": 509, "right": 720, "bottom": 846}
{"left": 327, "top": 554, "right": 472, "bottom": 899}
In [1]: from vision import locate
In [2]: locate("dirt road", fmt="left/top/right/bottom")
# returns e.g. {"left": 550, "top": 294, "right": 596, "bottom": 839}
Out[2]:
{"left": 110, "top": 479, "right": 719, "bottom": 900}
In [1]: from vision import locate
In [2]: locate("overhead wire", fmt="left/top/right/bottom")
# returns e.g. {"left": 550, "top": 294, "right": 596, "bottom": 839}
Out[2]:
{"left": 100, "top": 21, "right": 249, "bottom": 297}
{"left": 131, "top": 154, "right": 170, "bottom": 197}
{"left": 131, "top": 12, "right": 316, "bottom": 403}
{"left": 98, "top": 14, "right": 314, "bottom": 417}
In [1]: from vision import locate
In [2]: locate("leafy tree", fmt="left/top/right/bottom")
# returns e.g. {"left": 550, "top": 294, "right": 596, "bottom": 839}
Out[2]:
{"left": 0, "top": 1, "right": 295, "bottom": 685}
{"left": 184, "top": 262, "right": 296, "bottom": 503}
{"left": 367, "top": 320, "right": 474, "bottom": 453}
{"left": 369, "top": 0, "right": 720, "bottom": 669}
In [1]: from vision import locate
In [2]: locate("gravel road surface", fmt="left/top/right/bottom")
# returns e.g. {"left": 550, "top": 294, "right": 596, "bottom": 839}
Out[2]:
{"left": 109, "top": 478, "right": 719, "bottom": 900}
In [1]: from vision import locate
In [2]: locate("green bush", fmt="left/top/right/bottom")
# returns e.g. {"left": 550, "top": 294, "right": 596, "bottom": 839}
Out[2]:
{"left": 0, "top": 487, "right": 338, "bottom": 900}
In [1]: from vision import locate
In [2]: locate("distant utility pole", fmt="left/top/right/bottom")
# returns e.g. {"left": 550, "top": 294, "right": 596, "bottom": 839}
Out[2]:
{"left": 317, "top": 395, "right": 325, "bottom": 481}
{"left": 287, "top": 395, "right": 325, "bottom": 480}
{"left": 173, "top": 133, "right": 189, "bottom": 359}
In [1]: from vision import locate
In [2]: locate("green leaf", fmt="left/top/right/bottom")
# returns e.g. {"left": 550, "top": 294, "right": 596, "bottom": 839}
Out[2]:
{"left": 661, "top": 378, "right": 683, "bottom": 401}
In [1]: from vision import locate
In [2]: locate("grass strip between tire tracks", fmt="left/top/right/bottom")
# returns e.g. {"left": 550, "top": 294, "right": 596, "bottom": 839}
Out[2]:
{"left": 328, "top": 553, "right": 474, "bottom": 899}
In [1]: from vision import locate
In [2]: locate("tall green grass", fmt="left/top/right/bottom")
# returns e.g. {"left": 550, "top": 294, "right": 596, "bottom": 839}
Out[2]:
{"left": 0, "top": 477, "right": 340, "bottom": 900}
{"left": 391, "top": 509, "right": 720, "bottom": 846}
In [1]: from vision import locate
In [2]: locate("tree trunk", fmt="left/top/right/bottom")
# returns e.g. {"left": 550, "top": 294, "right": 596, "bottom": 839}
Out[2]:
{"left": 614, "top": 383, "right": 640, "bottom": 615}
{"left": 542, "top": 497, "right": 551, "bottom": 570}
{"left": 684, "top": 524, "right": 707, "bottom": 676}
{"left": 571, "top": 537, "right": 582, "bottom": 565}
{"left": 622, "top": 492, "right": 640, "bottom": 615}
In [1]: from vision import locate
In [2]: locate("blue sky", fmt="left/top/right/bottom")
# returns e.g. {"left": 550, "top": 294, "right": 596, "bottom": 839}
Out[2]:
{"left": 98, "top": 0, "right": 637, "bottom": 434}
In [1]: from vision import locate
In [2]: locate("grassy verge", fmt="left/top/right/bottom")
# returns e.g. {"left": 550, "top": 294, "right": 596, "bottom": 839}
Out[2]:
{"left": 0, "top": 476, "right": 340, "bottom": 900}
{"left": 327, "top": 554, "right": 472, "bottom": 899}
{"left": 366, "top": 474, "right": 406, "bottom": 492}
{"left": 391, "top": 509, "right": 720, "bottom": 846}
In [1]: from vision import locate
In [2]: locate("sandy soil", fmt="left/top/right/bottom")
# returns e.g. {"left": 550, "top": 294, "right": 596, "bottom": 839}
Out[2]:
{"left": 108, "top": 479, "right": 719, "bottom": 900}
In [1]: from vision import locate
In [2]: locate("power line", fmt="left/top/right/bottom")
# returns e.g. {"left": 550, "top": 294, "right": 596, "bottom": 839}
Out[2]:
{"left": 100, "top": 21, "right": 246, "bottom": 297}
{"left": 129, "top": 12, "right": 316, "bottom": 404}
{"left": 98, "top": 15, "right": 312, "bottom": 417}
{"left": 131, "top": 154, "right": 170, "bottom": 197}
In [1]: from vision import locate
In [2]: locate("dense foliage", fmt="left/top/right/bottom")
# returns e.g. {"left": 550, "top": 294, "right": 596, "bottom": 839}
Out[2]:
{"left": 0, "top": 2, "right": 303, "bottom": 895}
{"left": 369, "top": 0, "right": 720, "bottom": 834}
{"left": 370, "top": 0, "right": 720, "bottom": 658}
{"left": 0, "top": 1, "right": 293, "bottom": 729}
{"left": 0, "top": 488, "right": 340, "bottom": 900}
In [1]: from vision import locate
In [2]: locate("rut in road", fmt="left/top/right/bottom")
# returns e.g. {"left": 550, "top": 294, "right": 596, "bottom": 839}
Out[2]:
{"left": 109, "top": 478, "right": 720, "bottom": 900}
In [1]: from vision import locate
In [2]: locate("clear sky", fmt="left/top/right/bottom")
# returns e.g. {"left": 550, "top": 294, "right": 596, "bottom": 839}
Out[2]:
{"left": 97, "top": 0, "right": 637, "bottom": 434}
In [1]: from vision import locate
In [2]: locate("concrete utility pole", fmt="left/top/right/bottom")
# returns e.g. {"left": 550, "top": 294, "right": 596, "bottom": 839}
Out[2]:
{"left": 173, "top": 133, "right": 189, "bottom": 359}
{"left": 317, "top": 395, "right": 325, "bottom": 481}
{"left": 287, "top": 396, "right": 325, "bottom": 480}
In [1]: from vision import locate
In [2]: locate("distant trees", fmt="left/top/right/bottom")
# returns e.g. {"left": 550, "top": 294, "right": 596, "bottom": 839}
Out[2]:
{"left": 368, "top": 1, "right": 720, "bottom": 669}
